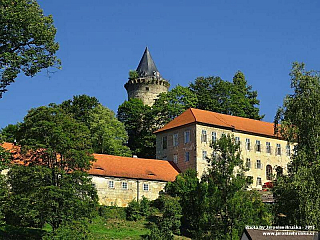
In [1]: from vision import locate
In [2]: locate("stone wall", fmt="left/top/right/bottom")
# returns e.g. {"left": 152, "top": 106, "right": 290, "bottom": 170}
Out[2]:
{"left": 91, "top": 175, "right": 167, "bottom": 207}
{"left": 156, "top": 124, "right": 197, "bottom": 173}
{"left": 125, "top": 77, "right": 170, "bottom": 106}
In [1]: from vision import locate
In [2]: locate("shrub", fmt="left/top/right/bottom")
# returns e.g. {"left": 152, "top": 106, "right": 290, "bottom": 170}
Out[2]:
{"left": 126, "top": 197, "right": 151, "bottom": 221}
{"left": 42, "top": 219, "right": 92, "bottom": 240}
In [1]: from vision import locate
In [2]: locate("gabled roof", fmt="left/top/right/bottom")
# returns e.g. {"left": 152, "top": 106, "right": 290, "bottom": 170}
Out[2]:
{"left": 90, "top": 154, "right": 180, "bottom": 182}
{"left": 136, "top": 47, "right": 161, "bottom": 78}
{"left": 1, "top": 143, "right": 180, "bottom": 182}
{"left": 155, "top": 108, "right": 281, "bottom": 139}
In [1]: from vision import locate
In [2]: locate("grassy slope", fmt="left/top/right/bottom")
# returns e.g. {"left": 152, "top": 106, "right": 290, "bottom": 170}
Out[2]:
{"left": 0, "top": 207, "right": 190, "bottom": 239}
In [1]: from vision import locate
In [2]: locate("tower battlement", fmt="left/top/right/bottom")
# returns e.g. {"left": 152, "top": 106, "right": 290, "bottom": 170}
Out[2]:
{"left": 124, "top": 47, "right": 170, "bottom": 106}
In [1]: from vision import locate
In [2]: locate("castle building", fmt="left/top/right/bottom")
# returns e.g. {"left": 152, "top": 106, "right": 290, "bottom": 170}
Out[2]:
{"left": 155, "top": 108, "right": 294, "bottom": 189}
{"left": 124, "top": 47, "right": 170, "bottom": 106}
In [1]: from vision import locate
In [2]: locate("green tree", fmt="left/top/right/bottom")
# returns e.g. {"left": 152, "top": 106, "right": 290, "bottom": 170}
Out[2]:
{"left": 165, "top": 169, "right": 208, "bottom": 237}
{"left": 88, "top": 105, "right": 131, "bottom": 156}
{"left": 60, "top": 95, "right": 99, "bottom": 126}
{"left": 274, "top": 62, "right": 320, "bottom": 229}
{"left": 166, "top": 136, "right": 271, "bottom": 239}
{"left": 231, "top": 71, "right": 264, "bottom": 120}
{"left": 189, "top": 74, "right": 263, "bottom": 120}
{"left": 0, "top": 123, "right": 19, "bottom": 143}
{"left": 0, "top": 144, "right": 10, "bottom": 225}
{"left": 190, "top": 76, "right": 233, "bottom": 114}
{"left": 152, "top": 85, "right": 197, "bottom": 125}
{"left": 6, "top": 105, "right": 98, "bottom": 231}
{"left": 201, "top": 134, "right": 271, "bottom": 239}
{"left": 61, "top": 95, "right": 131, "bottom": 156}
{"left": 0, "top": 0, "right": 60, "bottom": 98}
{"left": 118, "top": 98, "right": 155, "bottom": 158}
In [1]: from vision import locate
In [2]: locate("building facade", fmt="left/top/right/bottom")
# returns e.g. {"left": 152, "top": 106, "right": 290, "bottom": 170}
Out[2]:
{"left": 124, "top": 47, "right": 170, "bottom": 106}
{"left": 88, "top": 154, "right": 180, "bottom": 206}
{"left": 155, "top": 108, "right": 293, "bottom": 189}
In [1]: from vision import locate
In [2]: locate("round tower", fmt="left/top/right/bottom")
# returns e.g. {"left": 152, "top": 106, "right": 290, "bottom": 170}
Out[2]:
{"left": 124, "top": 47, "right": 170, "bottom": 106}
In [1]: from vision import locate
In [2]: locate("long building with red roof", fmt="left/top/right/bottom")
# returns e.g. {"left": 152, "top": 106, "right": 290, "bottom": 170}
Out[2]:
{"left": 1, "top": 142, "right": 180, "bottom": 207}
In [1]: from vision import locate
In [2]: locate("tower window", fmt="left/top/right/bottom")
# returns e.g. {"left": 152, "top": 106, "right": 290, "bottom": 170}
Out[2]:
{"left": 146, "top": 87, "right": 149, "bottom": 91}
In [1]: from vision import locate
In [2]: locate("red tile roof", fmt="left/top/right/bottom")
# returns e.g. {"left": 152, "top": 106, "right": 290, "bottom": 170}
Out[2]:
{"left": 1, "top": 143, "right": 180, "bottom": 182}
{"left": 155, "top": 108, "right": 281, "bottom": 139}
{"left": 90, "top": 154, "right": 180, "bottom": 182}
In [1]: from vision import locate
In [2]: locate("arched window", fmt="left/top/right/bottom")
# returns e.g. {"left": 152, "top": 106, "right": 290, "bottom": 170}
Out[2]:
{"left": 266, "top": 165, "right": 273, "bottom": 180}
{"left": 276, "top": 166, "right": 283, "bottom": 178}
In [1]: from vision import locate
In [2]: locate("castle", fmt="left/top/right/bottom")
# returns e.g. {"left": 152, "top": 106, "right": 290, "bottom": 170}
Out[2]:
{"left": 124, "top": 47, "right": 170, "bottom": 106}
{"left": 2, "top": 48, "right": 291, "bottom": 206}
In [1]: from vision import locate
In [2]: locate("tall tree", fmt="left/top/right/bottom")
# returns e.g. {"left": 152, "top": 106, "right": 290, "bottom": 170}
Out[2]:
{"left": 60, "top": 95, "right": 131, "bottom": 156}
{"left": 0, "top": 0, "right": 60, "bottom": 98}
{"left": 0, "top": 144, "right": 10, "bottom": 225}
{"left": 231, "top": 71, "right": 263, "bottom": 120}
{"left": 0, "top": 123, "right": 19, "bottom": 143}
{"left": 152, "top": 85, "right": 198, "bottom": 126}
{"left": 202, "top": 134, "right": 270, "bottom": 239}
{"left": 274, "top": 62, "right": 320, "bottom": 229}
{"left": 118, "top": 98, "right": 155, "bottom": 158}
{"left": 60, "top": 95, "right": 99, "bottom": 126}
{"left": 6, "top": 105, "right": 98, "bottom": 231}
{"left": 166, "top": 135, "right": 271, "bottom": 239}
{"left": 88, "top": 104, "right": 131, "bottom": 156}
{"left": 189, "top": 76, "right": 233, "bottom": 115}
{"left": 189, "top": 74, "right": 263, "bottom": 120}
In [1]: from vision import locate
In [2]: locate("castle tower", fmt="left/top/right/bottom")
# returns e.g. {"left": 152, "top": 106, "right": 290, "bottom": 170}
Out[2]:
{"left": 124, "top": 47, "right": 170, "bottom": 106}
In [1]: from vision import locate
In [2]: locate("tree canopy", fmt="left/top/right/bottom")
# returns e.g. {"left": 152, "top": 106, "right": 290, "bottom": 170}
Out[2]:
{"left": 0, "top": 0, "right": 60, "bottom": 98}
{"left": 274, "top": 62, "right": 320, "bottom": 229}
{"left": 60, "top": 95, "right": 131, "bottom": 156}
{"left": 5, "top": 104, "right": 98, "bottom": 232}
{"left": 118, "top": 98, "right": 155, "bottom": 158}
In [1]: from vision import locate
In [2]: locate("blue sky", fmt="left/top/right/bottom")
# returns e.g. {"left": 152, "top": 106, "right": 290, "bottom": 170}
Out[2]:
{"left": 1, "top": 0, "right": 319, "bottom": 128}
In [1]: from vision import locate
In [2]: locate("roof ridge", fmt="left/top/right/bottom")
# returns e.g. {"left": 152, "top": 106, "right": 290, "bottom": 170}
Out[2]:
{"left": 93, "top": 153, "right": 171, "bottom": 162}
{"left": 212, "top": 113, "right": 235, "bottom": 128}
{"left": 189, "top": 108, "right": 197, "bottom": 122}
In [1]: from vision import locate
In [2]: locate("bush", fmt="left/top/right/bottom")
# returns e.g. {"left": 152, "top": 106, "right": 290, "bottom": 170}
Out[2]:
{"left": 126, "top": 197, "right": 151, "bottom": 221}
{"left": 42, "top": 219, "right": 92, "bottom": 240}
{"left": 144, "top": 222, "right": 173, "bottom": 240}
{"left": 98, "top": 205, "right": 126, "bottom": 220}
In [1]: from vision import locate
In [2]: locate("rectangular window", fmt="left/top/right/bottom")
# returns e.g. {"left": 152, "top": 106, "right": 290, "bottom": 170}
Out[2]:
{"left": 201, "top": 130, "right": 207, "bottom": 143}
{"left": 173, "top": 154, "right": 178, "bottom": 164}
{"left": 184, "top": 130, "right": 190, "bottom": 144}
{"left": 162, "top": 136, "right": 167, "bottom": 149}
{"left": 173, "top": 133, "right": 179, "bottom": 147}
{"left": 235, "top": 136, "right": 240, "bottom": 145}
{"left": 266, "top": 142, "right": 271, "bottom": 154}
{"left": 143, "top": 183, "right": 149, "bottom": 191}
{"left": 122, "top": 182, "right": 128, "bottom": 190}
{"left": 256, "top": 177, "right": 262, "bottom": 186}
{"left": 256, "top": 140, "right": 261, "bottom": 152}
{"left": 256, "top": 159, "right": 262, "bottom": 169}
{"left": 246, "top": 138, "right": 251, "bottom": 150}
{"left": 286, "top": 145, "right": 290, "bottom": 156}
{"left": 185, "top": 152, "right": 190, "bottom": 162}
{"left": 212, "top": 132, "right": 217, "bottom": 143}
{"left": 246, "top": 158, "right": 251, "bottom": 169}
{"left": 276, "top": 144, "right": 281, "bottom": 155}
{"left": 202, "top": 150, "right": 207, "bottom": 161}
{"left": 108, "top": 180, "right": 114, "bottom": 189}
